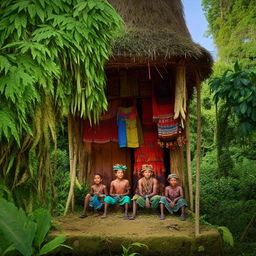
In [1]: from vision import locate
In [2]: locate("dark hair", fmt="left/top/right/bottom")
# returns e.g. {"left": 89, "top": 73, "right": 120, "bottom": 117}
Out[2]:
{"left": 94, "top": 173, "right": 103, "bottom": 179}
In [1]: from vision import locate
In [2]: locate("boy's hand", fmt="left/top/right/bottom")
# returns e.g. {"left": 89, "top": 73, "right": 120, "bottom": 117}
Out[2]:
{"left": 145, "top": 197, "right": 150, "bottom": 208}
{"left": 170, "top": 201, "right": 175, "bottom": 208}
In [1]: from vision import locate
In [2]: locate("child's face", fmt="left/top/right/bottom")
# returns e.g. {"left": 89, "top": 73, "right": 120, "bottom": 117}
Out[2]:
{"left": 94, "top": 175, "right": 103, "bottom": 185}
{"left": 169, "top": 178, "right": 177, "bottom": 187}
{"left": 143, "top": 170, "right": 152, "bottom": 179}
{"left": 115, "top": 169, "right": 124, "bottom": 179}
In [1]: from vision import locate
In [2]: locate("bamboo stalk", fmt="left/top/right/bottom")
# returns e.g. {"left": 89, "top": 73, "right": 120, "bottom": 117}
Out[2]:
{"left": 186, "top": 112, "right": 194, "bottom": 212}
{"left": 195, "top": 73, "right": 202, "bottom": 236}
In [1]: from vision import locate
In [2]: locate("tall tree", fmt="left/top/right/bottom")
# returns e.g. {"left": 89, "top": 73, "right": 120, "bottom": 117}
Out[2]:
{"left": 202, "top": 0, "right": 256, "bottom": 66}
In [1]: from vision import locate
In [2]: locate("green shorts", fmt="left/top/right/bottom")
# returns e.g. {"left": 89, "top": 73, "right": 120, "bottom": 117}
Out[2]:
{"left": 132, "top": 195, "right": 161, "bottom": 209}
{"left": 104, "top": 195, "right": 131, "bottom": 205}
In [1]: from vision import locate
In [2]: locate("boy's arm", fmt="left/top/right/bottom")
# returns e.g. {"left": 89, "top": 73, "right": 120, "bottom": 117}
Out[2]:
{"left": 122, "top": 180, "right": 130, "bottom": 196}
{"left": 148, "top": 179, "right": 158, "bottom": 198}
{"left": 89, "top": 186, "right": 94, "bottom": 196}
{"left": 165, "top": 187, "right": 172, "bottom": 203}
{"left": 173, "top": 186, "right": 184, "bottom": 203}
{"left": 109, "top": 182, "right": 115, "bottom": 197}
{"left": 138, "top": 179, "right": 145, "bottom": 196}
{"left": 103, "top": 185, "right": 108, "bottom": 196}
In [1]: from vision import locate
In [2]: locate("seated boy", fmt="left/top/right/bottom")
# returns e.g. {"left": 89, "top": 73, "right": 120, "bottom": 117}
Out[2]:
{"left": 159, "top": 173, "right": 187, "bottom": 220}
{"left": 79, "top": 173, "right": 107, "bottom": 218}
{"left": 102, "top": 164, "right": 131, "bottom": 219}
{"left": 129, "top": 164, "right": 160, "bottom": 220}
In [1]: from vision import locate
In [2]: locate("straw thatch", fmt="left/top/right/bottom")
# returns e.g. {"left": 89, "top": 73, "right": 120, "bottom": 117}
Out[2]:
{"left": 107, "top": 0, "right": 213, "bottom": 79}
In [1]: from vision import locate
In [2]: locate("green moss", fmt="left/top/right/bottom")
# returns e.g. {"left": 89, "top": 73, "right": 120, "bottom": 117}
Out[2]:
{"left": 50, "top": 234, "right": 222, "bottom": 256}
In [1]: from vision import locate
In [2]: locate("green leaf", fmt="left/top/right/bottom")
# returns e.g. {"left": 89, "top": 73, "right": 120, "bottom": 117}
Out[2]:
{"left": 240, "top": 102, "right": 247, "bottom": 114}
{"left": 217, "top": 226, "right": 234, "bottom": 247}
{"left": 30, "top": 208, "right": 51, "bottom": 248}
{"left": 0, "top": 199, "right": 36, "bottom": 256}
{"left": 39, "top": 235, "right": 69, "bottom": 255}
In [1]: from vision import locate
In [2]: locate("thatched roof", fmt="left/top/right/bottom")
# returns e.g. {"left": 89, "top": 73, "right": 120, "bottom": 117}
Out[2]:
{"left": 107, "top": 0, "right": 213, "bottom": 79}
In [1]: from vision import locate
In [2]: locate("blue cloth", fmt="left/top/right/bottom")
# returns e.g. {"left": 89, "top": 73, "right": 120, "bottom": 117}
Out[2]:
{"left": 104, "top": 195, "right": 131, "bottom": 205}
{"left": 89, "top": 195, "right": 103, "bottom": 210}
{"left": 159, "top": 196, "right": 187, "bottom": 214}
{"left": 117, "top": 115, "right": 127, "bottom": 147}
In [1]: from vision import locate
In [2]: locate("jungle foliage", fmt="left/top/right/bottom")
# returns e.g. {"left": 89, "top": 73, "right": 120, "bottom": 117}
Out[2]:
{"left": 202, "top": 0, "right": 256, "bottom": 66}
{"left": 199, "top": 4, "right": 256, "bottom": 254}
{"left": 0, "top": 198, "right": 70, "bottom": 256}
{"left": 0, "top": 0, "right": 123, "bottom": 210}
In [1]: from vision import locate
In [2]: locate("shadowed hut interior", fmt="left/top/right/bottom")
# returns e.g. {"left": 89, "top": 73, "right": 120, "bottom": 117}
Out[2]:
{"left": 79, "top": 0, "right": 213, "bottom": 202}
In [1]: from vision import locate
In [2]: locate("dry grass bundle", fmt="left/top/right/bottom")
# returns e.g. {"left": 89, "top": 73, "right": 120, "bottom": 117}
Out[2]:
{"left": 174, "top": 65, "right": 187, "bottom": 125}
{"left": 107, "top": 0, "right": 213, "bottom": 80}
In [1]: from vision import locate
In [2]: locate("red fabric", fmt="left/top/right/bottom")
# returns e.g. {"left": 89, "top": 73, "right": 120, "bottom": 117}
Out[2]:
{"left": 134, "top": 130, "right": 165, "bottom": 179}
{"left": 83, "top": 118, "right": 118, "bottom": 143}
{"left": 152, "top": 93, "right": 174, "bottom": 120}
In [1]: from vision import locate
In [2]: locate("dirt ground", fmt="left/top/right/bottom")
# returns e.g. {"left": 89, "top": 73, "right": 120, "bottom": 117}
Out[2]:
{"left": 52, "top": 211, "right": 216, "bottom": 238}
{"left": 51, "top": 212, "right": 222, "bottom": 256}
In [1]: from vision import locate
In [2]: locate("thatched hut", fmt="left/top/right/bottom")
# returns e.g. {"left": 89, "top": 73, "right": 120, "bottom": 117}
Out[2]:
{"left": 78, "top": 0, "right": 213, "bottom": 203}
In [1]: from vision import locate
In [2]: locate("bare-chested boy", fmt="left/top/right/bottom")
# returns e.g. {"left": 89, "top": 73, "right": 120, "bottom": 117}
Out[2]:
{"left": 102, "top": 164, "right": 131, "bottom": 219}
{"left": 79, "top": 173, "right": 107, "bottom": 218}
{"left": 159, "top": 173, "right": 187, "bottom": 220}
{"left": 129, "top": 164, "right": 160, "bottom": 220}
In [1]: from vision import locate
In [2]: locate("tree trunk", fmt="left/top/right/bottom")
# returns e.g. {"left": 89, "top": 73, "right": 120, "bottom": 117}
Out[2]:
{"left": 64, "top": 114, "right": 77, "bottom": 216}
{"left": 195, "top": 73, "right": 202, "bottom": 236}
{"left": 186, "top": 112, "right": 194, "bottom": 212}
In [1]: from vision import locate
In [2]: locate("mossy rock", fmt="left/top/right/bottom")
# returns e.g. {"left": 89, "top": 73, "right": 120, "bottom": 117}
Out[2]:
{"left": 50, "top": 214, "right": 223, "bottom": 256}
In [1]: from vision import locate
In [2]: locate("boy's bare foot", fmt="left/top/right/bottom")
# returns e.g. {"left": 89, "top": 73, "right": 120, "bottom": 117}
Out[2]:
{"left": 159, "top": 215, "right": 165, "bottom": 220}
{"left": 93, "top": 212, "right": 100, "bottom": 217}
{"left": 79, "top": 214, "right": 87, "bottom": 218}
{"left": 129, "top": 216, "right": 136, "bottom": 220}
{"left": 101, "top": 214, "right": 107, "bottom": 219}
{"left": 180, "top": 214, "right": 185, "bottom": 221}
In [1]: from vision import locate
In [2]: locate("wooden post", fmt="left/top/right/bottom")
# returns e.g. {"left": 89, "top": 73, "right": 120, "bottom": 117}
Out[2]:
{"left": 170, "top": 148, "right": 185, "bottom": 187}
{"left": 186, "top": 113, "right": 194, "bottom": 211}
{"left": 195, "top": 73, "right": 202, "bottom": 236}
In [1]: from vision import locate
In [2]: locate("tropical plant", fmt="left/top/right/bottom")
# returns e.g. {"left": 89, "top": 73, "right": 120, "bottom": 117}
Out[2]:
{"left": 0, "top": 198, "right": 71, "bottom": 256}
{"left": 120, "top": 242, "right": 148, "bottom": 256}
{"left": 210, "top": 62, "right": 256, "bottom": 135}
{"left": 0, "top": 0, "right": 123, "bottom": 211}
{"left": 217, "top": 226, "right": 234, "bottom": 247}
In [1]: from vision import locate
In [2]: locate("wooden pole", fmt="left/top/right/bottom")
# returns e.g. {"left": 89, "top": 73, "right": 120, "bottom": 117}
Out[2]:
{"left": 195, "top": 73, "right": 202, "bottom": 236}
{"left": 186, "top": 112, "right": 194, "bottom": 212}
{"left": 170, "top": 148, "right": 184, "bottom": 187}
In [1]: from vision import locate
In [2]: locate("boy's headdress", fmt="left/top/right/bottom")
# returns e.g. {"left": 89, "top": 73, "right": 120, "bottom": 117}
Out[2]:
{"left": 140, "top": 164, "right": 154, "bottom": 173}
{"left": 113, "top": 164, "right": 128, "bottom": 172}
{"left": 167, "top": 173, "right": 178, "bottom": 180}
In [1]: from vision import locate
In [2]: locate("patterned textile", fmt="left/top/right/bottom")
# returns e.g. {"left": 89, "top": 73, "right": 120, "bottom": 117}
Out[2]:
{"left": 89, "top": 195, "right": 104, "bottom": 209}
{"left": 134, "top": 130, "right": 165, "bottom": 181}
{"left": 152, "top": 89, "right": 186, "bottom": 149}
{"left": 159, "top": 197, "right": 187, "bottom": 213}
{"left": 132, "top": 195, "right": 161, "bottom": 209}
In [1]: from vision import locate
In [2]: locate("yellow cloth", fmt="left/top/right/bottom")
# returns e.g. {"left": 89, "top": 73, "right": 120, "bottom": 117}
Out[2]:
{"left": 126, "top": 118, "right": 139, "bottom": 148}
